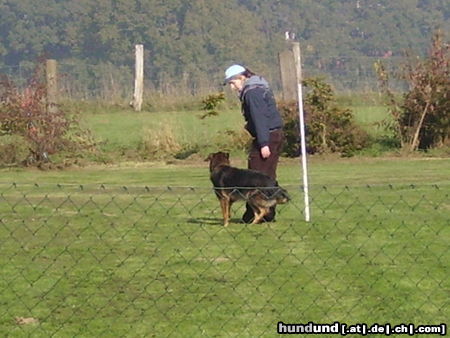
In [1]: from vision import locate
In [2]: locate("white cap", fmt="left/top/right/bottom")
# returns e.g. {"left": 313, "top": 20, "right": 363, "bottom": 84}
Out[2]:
{"left": 224, "top": 64, "right": 246, "bottom": 84}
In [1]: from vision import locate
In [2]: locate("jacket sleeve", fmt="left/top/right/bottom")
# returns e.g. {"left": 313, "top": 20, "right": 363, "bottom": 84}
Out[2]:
{"left": 244, "top": 88, "right": 270, "bottom": 147}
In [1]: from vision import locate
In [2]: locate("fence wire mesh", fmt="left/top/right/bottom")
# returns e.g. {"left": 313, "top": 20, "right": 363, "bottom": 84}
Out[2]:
{"left": 0, "top": 183, "right": 448, "bottom": 336}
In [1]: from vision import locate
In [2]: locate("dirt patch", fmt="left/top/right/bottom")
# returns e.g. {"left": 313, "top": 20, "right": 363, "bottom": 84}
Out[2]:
{"left": 15, "top": 317, "right": 39, "bottom": 325}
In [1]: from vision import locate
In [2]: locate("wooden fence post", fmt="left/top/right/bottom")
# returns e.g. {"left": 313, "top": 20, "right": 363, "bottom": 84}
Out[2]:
{"left": 46, "top": 59, "right": 58, "bottom": 113}
{"left": 278, "top": 43, "right": 298, "bottom": 102}
{"left": 133, "top": 44, "right": 144, "bottom": 111}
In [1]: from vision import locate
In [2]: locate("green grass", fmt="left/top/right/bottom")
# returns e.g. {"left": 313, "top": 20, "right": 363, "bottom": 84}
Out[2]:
{"left": 1, "top": 98, "right": 448, "bottom": 336}
{"left": 2, "top": 156, "right": 449, "bottom": 186}
{"left": 351, "top": 105, "right": 389, "bottom": 136}
{"left": 82, "top": 108, "right": 247, "bottom": 158}
{"left": 336, "top": 93, "right": 390, "bottom": 135}
{"left": 0, "top": 158, "right": 449, "bottom": 336}
{"left": 78, "top": 98, "right": 394, "bottom": 161}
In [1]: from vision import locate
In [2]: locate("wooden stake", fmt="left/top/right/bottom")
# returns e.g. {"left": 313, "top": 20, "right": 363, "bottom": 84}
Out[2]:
{"left": 133, "top": 44, "right": 144, "bottom": 111}
{"left": 46, "top": 59, "right": 58, "bottom": 113}
{"left": 279, "top": 48, "right": 297, "bottom": 102}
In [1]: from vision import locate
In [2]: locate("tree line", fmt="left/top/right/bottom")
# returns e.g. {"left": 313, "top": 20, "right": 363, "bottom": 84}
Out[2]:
{"left": 0, "top": 0, "right": 449, "bottom": 90}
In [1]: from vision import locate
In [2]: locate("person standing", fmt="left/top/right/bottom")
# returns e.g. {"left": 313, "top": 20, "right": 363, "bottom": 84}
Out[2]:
{"left": 223, "top": 64, "right": 284, "bottom": 223}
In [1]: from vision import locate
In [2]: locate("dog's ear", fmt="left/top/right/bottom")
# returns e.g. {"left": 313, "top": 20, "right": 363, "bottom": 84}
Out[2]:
{"left": 225, "top": 152, "right": 230, "bottom": 159}
{"left": 205, "top": 153, "right": 212, "bottom": 162}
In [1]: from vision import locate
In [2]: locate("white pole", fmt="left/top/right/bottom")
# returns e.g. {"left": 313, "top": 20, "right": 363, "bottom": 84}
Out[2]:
{"left": 292, "top": 42, "right": 311, "bottom": 222}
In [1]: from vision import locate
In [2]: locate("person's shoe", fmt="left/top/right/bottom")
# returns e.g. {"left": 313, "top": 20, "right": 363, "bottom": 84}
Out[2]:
{"left": 262, "top": 207, "right": 276, "bottom": 223}
{"left": 242, "top": 205, "right": 254, "bottom": 224}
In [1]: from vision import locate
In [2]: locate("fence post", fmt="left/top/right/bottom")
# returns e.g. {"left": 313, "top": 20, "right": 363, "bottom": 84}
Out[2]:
{"left": 46, "top": 59, "right": 58, "bottom": 113}
{"left": 133, "top": 44, "right": 144, "bottom": 111}
{"left": 278, "top": 44, "right": 298, "bottom": 102}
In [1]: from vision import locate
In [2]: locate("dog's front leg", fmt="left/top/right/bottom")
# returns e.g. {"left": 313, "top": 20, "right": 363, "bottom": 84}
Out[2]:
{"left": 226, "top": 201, "right": 233, "bottom": 225}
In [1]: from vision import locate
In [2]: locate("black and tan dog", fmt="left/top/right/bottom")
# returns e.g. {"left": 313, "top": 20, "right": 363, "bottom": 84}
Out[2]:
{"left": 207, "top": 152, "right": 290, "bottom": 226}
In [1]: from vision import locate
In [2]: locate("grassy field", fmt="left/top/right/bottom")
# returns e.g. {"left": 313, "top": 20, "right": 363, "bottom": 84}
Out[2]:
{"left": 1, "top": 157, "right": 449, "bottom": 336}
{"left": 78, "top": 99, "right": 393, "bottom": 161}
{"left": 2, "top": 155, "right": 449, "bottom": 187}
{"left": 350, "top": 105, "right": 389, "bottom": 135}
{"left": 82, "top": 108, "right": 247, "bottom": 157}
{"left": 1, "top": 98, "right": 449, "bottom": 336}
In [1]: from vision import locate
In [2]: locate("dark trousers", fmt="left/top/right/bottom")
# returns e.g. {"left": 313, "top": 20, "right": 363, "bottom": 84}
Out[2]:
{"left": 243, "top": 130, "right": 284, "bottom": 222}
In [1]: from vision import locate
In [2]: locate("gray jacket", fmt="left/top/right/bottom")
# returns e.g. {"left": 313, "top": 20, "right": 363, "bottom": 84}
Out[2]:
{"left": 239, "top": 76, "right": 283, "bottom": 147}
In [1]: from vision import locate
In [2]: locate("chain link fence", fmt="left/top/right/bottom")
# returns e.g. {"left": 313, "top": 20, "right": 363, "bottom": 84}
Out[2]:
{"left": 0, "top": 183, "right": 448, "bottom": 336}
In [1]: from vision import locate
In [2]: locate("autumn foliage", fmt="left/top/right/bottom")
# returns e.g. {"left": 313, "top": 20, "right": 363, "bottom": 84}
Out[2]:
{"left": 0, "top": 62, "right": 94, "bottom": 166}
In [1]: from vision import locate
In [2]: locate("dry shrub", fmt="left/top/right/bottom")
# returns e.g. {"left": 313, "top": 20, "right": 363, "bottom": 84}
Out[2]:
{"left": 0, "top": 135, "right": 30, "bottom": 166}
{"left": 213, "top": 129, "right": 252, "bottom": 153}
{"left": 0, "top": 60, "right": 95, "bottom": 166}
{"left": 375, "top": 31, "right": 450, "bottom": 151}
{"left": 139, "top": 124, "right": 182, "bottom": 159}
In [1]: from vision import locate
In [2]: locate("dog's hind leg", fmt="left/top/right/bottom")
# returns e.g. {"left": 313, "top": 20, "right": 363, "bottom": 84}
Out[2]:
{"left": 219, "top": 196, "right": 230, "bottom": 226}
{"left": 252, "top": 207, "right": 269, "bottom": 224}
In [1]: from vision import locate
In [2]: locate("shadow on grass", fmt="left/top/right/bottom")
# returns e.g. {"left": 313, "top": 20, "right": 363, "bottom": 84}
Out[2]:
{"left": 187, "top": 217, "right": 243, "bottom": 225}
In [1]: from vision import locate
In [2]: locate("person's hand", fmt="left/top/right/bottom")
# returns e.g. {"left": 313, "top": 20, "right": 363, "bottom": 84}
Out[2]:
{"left": 260, "top": 146, "right": 271, "bottom": 159}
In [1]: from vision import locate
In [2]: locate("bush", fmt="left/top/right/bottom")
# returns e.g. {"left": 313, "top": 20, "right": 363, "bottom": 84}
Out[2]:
{"left": 279, "top": 77, "right": 369, "bottom": 157}
{"left": 0, "top": 135, "right": 30, "bottom": 166}
{"left": 0, "top": 61, "right": 96, "bottom": 167}
{"left": 199, "top": 92, "right": 225, "bottom": 119}
{"left": 213, "top": 129, "right": 252, "bottom": 153}
{"left": 375, "top": 31, "right": 450, "bottom": 151}
{"left": 139, "top": 125, "right": 182, "bottom": 159}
